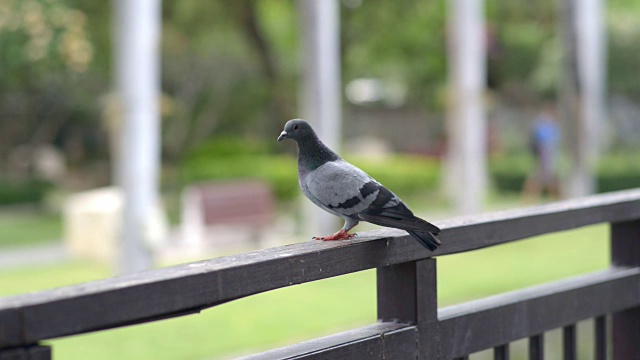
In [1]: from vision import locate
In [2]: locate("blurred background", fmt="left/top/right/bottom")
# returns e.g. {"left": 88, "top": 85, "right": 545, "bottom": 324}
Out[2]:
{"left": 0, "top": 0, "right": 639, "bottom": 358}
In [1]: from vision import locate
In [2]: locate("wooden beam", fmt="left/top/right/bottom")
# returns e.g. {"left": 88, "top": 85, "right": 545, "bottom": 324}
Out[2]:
{"left": 611, "top": 219, "right": 640, "bottom": 360}
{"left": 377, "top": 259, "right": 439, "bottom": 359}
{"left": 528, "top": 334, "right": 544, "bottom": 360}
{"left": 438, "top": 268, "right": 640, "bottom": 358}
{"left": 238, "top": 322, "right": 415, "bottom": 360}
{"left": 0, "top": 345, "right": 50, "bottom": 360}
{"left": 594, "top": 316, "right": 607, "bottom": 360}
{"left": 0, "top": 189, "right": 639, "bottom": 348}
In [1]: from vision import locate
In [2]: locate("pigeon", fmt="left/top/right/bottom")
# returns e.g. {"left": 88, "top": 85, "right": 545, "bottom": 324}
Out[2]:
{"left": 277, "top": 119, "right": 441, "bottom": 251}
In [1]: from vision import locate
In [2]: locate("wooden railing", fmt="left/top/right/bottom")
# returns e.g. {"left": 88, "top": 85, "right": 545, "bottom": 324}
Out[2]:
{"left": 2, "top": 188, "right": 640, "bottom": 359}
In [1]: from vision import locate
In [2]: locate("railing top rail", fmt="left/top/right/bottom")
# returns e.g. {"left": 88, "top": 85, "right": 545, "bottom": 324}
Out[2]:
{"left": 1, "top": 188, "right": 640, "bottom": 348}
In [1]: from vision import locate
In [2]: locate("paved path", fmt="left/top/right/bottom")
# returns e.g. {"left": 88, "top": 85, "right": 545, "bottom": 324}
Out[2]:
{"left": 0, "top": 243, "right": 68, "bottom": 270}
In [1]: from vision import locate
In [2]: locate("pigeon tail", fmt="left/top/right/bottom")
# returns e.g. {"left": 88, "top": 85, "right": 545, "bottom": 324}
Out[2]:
{"left": 406, "top": 230, "right": 441, "bottom": 251}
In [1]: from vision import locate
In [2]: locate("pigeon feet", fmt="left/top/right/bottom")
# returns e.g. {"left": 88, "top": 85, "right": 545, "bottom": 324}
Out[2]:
{"left": 313, "top": 230, "right": 357, "bottom": 241}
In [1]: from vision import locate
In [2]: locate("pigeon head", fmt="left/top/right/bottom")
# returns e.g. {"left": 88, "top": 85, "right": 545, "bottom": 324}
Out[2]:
{"left": 277, "top": 119, "right": 315, "bottom": 143}
{"left": 278, "top": 118, "right": 340, "bottom": 169}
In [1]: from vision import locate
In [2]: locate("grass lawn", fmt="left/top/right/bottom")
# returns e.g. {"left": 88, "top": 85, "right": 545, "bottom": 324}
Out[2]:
{"left": 0, "top": 208, "right": 62, "bottom": 248}
{"left": 0, "top": 224, "right": 609, "bottom": 359}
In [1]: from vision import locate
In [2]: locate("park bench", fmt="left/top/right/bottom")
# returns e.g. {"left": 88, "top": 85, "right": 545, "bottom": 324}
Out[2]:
{"left": 180, "top": 180, "right": 275, "bottom": 248}
{"left": 2, "top": 188, "right": 640, "bottom": 359}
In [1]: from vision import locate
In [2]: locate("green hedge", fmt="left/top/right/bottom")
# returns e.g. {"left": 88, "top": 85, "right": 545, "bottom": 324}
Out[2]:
{"left": 490, "top": 153, "right": 640, "bottom": 194}
{"left": 181, "top": 138, "right": 441, "bottom": 202}
{"left": 596, "top": 153, "right": 640, "bottom": 193}
{"left": 346, "top": 155, "right": 440, "bottom": 200}
{"left": 182, "top": 154, "right": 299, "bottom": 201}
{"left": 489, "top": 154, "right": 534, "bottom": 193}
{"left": 0, "top": 180, "right": 52, "bottom": 205}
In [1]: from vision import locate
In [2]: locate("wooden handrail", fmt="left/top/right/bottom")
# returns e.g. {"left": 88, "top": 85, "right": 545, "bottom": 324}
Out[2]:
{"left": 1, "top": 188, "right": 640, "bottom": 358}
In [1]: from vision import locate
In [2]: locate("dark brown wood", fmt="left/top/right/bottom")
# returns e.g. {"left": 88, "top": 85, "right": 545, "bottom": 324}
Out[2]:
{"left": 0, "top": 345, "right": 50, "bottom": 360}
{"left": 0, "top": 189, "right": 639, "bottom": 358}
{"left": 0, "top": 309, "right": 20, "bottom": 349}
{"left": 612, "top": 307, "right": 640, "bottom": 360}
{"left": 611, "top": 219, "right": 640, "bottom": 360}
{"left": 436, "top": 188, "right": 640, "bottom": 256}
{"left": 594, "top": 316, "right": 607, "bottom": 360}
{"left": 377, "top": 259, "right": 438, "bottom": 359}
{"left": 611, "top": 219, "right": 640, "bottom": 267}
{"left": 27, "top": 346, "right": 50, "bottom": 360}
{"left": 377, "top": 262, "right": 419, "bottom": 324}
{"left": 238, "top": 322, "right": 415, "bottom": 360}
{"left": 563, "top": 325, "right": 576, "bottom": 360}
{"left": 529, "top": 334, "right": 544, "bottom": 360}
{"left": 438, "top": 268, "right": 640, "bottom": 358}
{"left": 0, "top": 189, "right": 638, "bottom": 348}
{"left": 494, "top": 344, "right": 509, "bottom": 360}
{"left": 415, "top": 259, "right": 439, "bottom": 360}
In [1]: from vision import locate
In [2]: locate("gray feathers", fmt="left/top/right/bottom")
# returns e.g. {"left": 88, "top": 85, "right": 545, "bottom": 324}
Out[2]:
{"left": 279, "top": 119, "right": 441, "bottom": 251}
{"left": 303, "top": 160, "right": 378, "bottom": 216}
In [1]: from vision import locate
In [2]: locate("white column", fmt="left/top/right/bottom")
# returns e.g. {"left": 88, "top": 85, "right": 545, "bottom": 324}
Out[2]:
{"left": 446, "top": 0, "right": 487, "bottom": 214}
{"left": 560, "top": 0, "right": 605, "bottom": 197}
{"left": 577, "top": 0, "right": 606, "bottom": 154}
{"left": 300, "top": 0, "right": 342, "bottom": 150}
{"left": 114, "top": 0, "right": 161, "bottom": 273}
{"left": 575, "top": 0, "right": 605, "bottom": 194}
{"left": 299, "top": 0, "right": 342, "bottom": 236}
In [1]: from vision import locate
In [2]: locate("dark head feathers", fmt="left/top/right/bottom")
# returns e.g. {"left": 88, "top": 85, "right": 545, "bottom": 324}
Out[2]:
{"left": 277, "top": 119, "right": 339, "bottom": 171}
{"left": 277, "top": 119, "right": 316, "bottom": 143}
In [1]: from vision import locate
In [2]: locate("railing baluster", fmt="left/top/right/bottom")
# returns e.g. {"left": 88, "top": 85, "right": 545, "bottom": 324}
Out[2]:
{"left": 0, "top": 345, "right": 51, "bottom": 360}
{"left": 611, "top": 219, "right": 640, "bottom": 360}
{"left": 529, "top": 334, "right": 544, "bottom": 360}
{"left": 563, "top": 324, "right": 577, "bottom": 360}
{"left": 494, "top": 344, "right": 509, "bottom": 360}
{"left": 595, "top": 316, "right": 607, "bottom": 360}
{"left": 377, "top": 258, "right": 438, "bottom": 359}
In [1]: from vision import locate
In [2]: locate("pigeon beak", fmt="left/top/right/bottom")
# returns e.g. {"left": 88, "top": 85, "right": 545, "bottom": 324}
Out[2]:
{"left": 277, "top": 131, "right": 287, "bottom": 142}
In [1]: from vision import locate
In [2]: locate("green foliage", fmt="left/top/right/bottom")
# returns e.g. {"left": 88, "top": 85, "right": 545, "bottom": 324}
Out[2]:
{"left": 346, "top": 155, "right": 441, "bottom": 199}
{"left": 596, "top": 153, "right": 640, "bottom": 192}
{"left": 608, "top": 1, "right": 640, "bottom": 99}
{"left": 0, "top": 180, "right": 52, "bottom": 205}
{"left": 489, "top": 153, "right": 533, "bottom": 193}
{"left": 0, "top": 0, "right": 95, "bottom": 83}
{"left": 2, "top": 0, "right": 640, "bottom": 176}
{"left": 0, "top": 0, "right": 110, "bottom": 166}
{"left": 182, "top": 138, "right": 298, "bottom": 201}
{"left": 490, "top": 153, "right": 640, "bottom": 193}
{"left": 185, "top": 137, "right": 274, "bottom": 159}
{"left": 341, "top": 0, "right": 447, "bottom": 108}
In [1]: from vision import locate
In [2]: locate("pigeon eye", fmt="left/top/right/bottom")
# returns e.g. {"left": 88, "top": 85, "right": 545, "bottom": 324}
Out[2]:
{"left": 293, "top": 124, "right": 300, "bottom": 131}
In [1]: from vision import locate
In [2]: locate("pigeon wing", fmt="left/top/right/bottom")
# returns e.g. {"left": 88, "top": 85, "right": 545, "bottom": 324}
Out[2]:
{"left": 357, "top": 184, "right": 440, "bottom": 234}
{"left": 304, "top": 160, "right": 379, "bottom": 217}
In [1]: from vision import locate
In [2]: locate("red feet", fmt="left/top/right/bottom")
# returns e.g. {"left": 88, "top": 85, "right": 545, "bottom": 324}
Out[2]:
{"left": 313, "top": 229, "right": 357, "bottom": 241}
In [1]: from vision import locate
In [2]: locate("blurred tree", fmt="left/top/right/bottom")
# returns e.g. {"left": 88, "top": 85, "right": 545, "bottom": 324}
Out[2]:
{"left": 341, "top": 0, "right": 447, "bottom": 108}
{"left": 160, "top": 0, "right": 298, "bottom": 160}
{"left": 0, "top": 0, "right": 107, "bottom": 176}
{"left": 0, "top": 0, "right": 639, "bottom": 187}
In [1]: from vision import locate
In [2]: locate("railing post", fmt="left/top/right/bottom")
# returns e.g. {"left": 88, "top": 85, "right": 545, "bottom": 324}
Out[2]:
{"left": 0, "top": 345, "right": 51, "bottom": 360}
{"left": 377, "top": 258, "right": 439, "bottom": 359}
{"left": 611, "top": 219, "right": 640, "bottom": 360}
